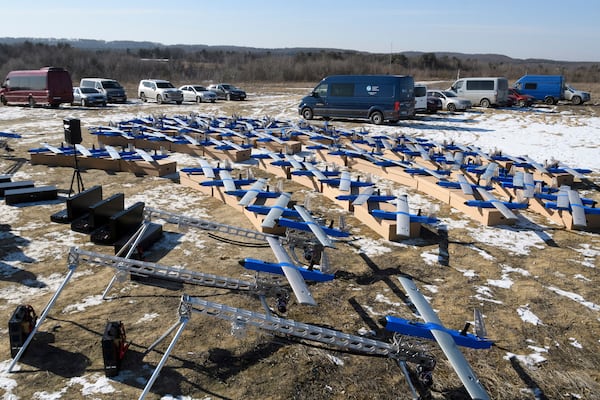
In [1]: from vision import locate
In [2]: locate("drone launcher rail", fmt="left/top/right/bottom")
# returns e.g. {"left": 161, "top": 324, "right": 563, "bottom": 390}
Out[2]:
{"left": 140, "top": 295, "right": 435, "bottom": 399}
{"left": 144, "top": 207, "right": 271, "bottom": 242}
{"left": 183, "top": 294, "right": 394, "bottom": 355}
{"left": 71, "top": 247, "right": 256, "bottom": 292}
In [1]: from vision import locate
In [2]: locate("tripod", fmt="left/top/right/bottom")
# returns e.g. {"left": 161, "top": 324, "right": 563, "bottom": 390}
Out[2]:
{"left": 69, "top": 145, "right": 85, "bottom": 196}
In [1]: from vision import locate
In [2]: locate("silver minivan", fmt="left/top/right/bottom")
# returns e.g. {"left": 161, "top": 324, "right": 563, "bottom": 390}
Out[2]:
{"left": 80, "top": 78, "right": 127, "bottom": 103}
{"left": 450, "top": 77, "right": 508, "bottom": 107}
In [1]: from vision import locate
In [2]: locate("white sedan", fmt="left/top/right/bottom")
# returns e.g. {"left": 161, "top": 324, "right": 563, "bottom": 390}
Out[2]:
{"left": 427, "top": 90, "right": 471, "bottom": 112}
{"left": 179, "top": 85, "right": 217, "bottom": 103}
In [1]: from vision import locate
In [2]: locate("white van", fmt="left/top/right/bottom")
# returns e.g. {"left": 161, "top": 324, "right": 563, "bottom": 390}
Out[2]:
{"left": 414, "top": 84, "right": 427, "bottom": 114}
{"left": 80, "top": 78, "right": 127, "bottom": 103}
{"left": 450, "top": 77, "right": 508, "bottom": 107}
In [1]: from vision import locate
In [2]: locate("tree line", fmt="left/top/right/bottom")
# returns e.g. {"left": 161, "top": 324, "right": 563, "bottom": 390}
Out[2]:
{"left": 1, "top": 41, "right": 598, "bottom": 85}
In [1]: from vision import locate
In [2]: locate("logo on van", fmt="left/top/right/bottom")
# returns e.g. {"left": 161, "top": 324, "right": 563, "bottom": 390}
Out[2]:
{"left": 366, "top": 85, "right": 380, "bottom": 96}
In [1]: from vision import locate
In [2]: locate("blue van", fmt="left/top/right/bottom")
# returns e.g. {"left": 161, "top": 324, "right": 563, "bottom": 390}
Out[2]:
{"left": 513, "top": 75, "right": 591, "bottom": 105}
{"left": 298, "top": 75, "right": 415, "bottom": 125}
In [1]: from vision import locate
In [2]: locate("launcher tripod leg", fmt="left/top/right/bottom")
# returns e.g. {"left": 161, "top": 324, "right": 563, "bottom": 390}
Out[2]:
{"left": 8, "top": 263, "right": 78, "bottom": 372}
{"left": 139, "top": 316, "right": 189, "bottom": 400}
{"left": 398, "top": 360, "right": 421, "bottom": 400}
{"left": 69, "top": 150, "right": 85, "bottom": 195}
{"left": 101, "top": 223, "right": 149, "bottom": 300}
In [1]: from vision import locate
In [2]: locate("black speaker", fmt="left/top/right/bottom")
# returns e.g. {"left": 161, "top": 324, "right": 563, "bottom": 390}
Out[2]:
{"left": 63, "top": 118, "right": 82, "bottom": 145}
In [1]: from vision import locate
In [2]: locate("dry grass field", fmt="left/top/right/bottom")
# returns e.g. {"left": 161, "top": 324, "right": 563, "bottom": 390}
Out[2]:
{"left": 0, "top": 83, "right": 599, "bottom": 400}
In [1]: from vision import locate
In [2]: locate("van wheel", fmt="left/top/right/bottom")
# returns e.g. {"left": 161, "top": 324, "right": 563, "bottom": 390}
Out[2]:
{"left": 140, "top": 93, "right": 147, "bottom": 102}
{"left": 28, "top": 97, "right": 35, "bottom": 108}
{"left": 544, "top": 97, "right": 554, "bottom": 105}
{"left": 196, "top": 96, "right": 202, "bottom": 103}
{"left": 301, "top": 107, "right": 314, "bottom": 120}
{"left": 370, "top": 111, "right": 384, "bottom": 125}
{"left": 572, "top": 96, "right": 582, "bottom": 105}
{"left": 157, "top": 95, "right": 163, "bottom": 104}
{"left": 480, "top": 98, "right": 491, "bottom": 108}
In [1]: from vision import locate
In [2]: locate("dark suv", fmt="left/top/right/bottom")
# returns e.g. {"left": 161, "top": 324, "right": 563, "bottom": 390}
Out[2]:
{"left": 206, "top": 83, "right": 246, "bottom": 100}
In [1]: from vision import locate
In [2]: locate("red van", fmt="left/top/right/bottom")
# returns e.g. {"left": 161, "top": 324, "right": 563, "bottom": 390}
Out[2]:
{"left": 0, "top": 67, "right": 73, "bottom": 107}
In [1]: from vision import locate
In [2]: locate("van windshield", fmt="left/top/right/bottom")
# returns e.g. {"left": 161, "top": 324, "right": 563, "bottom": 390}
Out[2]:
{"left": 156, "top": 82, "right": 175, "bottom": 89}
{"left": 102, "top": 81, "right": 122, "bottom": 89}
{"left": 414, "top": 86, "right": 427, "bottom": 97}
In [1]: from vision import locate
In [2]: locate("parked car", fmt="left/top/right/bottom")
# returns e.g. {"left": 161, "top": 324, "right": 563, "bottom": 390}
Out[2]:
{"left": 426, "top": 95, "right": 443, "bottom": 113}
{"left": 206, "top": 83, "right": 246, "bottom": 101}
{"left": 299, "top": 75, "right": 414, "bottom": 124}
{"left": 513, "top": 75, "right": 590, "bottom": 105}
{"left": 507, "top": 88, "right": 535, "bottom": 107}
{"left": 179, "top": 85, "right": 217, "bottom": 103}
{"left": 80, "top": 78, "right": 127, "bottom": 103}
{"left": 72, "top": 87, "right": 107, "bottom": 107}
{"left": 427, "top": 90, "right": 471, "bottom": 111}
{"left": 138, "top": 79, "right": 183, "bottom": 104}
{"left": 1, "top": 67, "right": 73, "bottom": 107}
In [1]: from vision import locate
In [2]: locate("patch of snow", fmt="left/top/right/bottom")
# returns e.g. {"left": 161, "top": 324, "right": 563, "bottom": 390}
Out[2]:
{"left": 351, "top": 238, "right": 393, "bottom": 256}
{"left": 569, "top": 337, "right": 583, "bottom": 349}
{"left": 517, "top": 305, "right": 543, "bottom": 325}
{"left": 466, "top": 225, "right": 546, "bottom": 256}
{"left": 546, "top": 286, "right": 600, "bottom": 311}
{"left": 423, "top": 284, "right": 438, "bottom": 293}
{"left": 61, "top": 295, "right": 105, "bottom": 314}
{"left": 504, "top": 351, "right": 547, "bottom": 368}
{"left": 136, "top": 313, "right": 160, "bottom": 324}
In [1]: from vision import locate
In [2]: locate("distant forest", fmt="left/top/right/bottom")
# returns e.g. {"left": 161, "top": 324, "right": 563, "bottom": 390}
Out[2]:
{"left": 1, "top": 40, "right": 599, "bottom": 85}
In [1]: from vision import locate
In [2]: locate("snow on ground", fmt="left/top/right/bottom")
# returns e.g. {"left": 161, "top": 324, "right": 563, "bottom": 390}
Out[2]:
{"left": 546, "top": 286, "right": 600, "bottom": 311}
{"left": 1, "top": 94, "right": 599, "bottom": 399}
{"left": 517, "top": 305, "right": 543, "bottom": 325}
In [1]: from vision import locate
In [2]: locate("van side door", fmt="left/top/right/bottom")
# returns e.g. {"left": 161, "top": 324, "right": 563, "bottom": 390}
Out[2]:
{"left": 310, "top": 83, "right": 329, "bottom": 117}
{"left": 327, "top": 82, "right": 356, "bottom": 118}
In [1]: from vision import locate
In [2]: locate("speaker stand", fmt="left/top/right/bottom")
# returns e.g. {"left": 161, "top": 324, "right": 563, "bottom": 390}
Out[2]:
{"left": 69, "top": 146, "right": 85, "bottom": 196}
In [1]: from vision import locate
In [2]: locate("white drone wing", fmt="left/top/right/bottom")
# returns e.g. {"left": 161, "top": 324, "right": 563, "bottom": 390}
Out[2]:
{"left": 182, "top": 134, "right": 200, "bottom": 146}
{"left": 522, "top": 155, "right": 549, "bottom": 174}
{"left": 512, "top": 171, "right": 524, "bottom": 188}
{"left": 238, "top": 178, "right": 268, "bottom": 206}
{"left": 396, "top": 195, "right": 411, "bottom": 238}
{"left": 480, "top": 162, "right": 498, "bottom": 183}
{"left": 219, "top": 169, "right": 237, "bottom": 192}
{"left": 567, "top": 189, "right": 587, "bottom": 227}
{"left": 457, "top": 174, "right": 474, "bottom": 195}
{"left": 556, "top": 185, "right": 570, "bottom": 209}
{"left": 398, "top": 276, "right": 490, "bottom": 400}
{"left": 352, "top": 186, "right": 375, "bottom": 206}
{"left": 199, "top": 159, "right": 216, "bottom": 179}
{"left": 262, "top": 192, "right": 292, "bottom": 228}
{"left": 475, "top": 187, "right": 518, "bottom": 221}
{"left": 266, "top": 236, "right": 316, "bottom": 306}
{"left": 285, "top": 154, "right": 303, "bottom": 170}
{"left": 303, "top": 162, "right": 327, "bottom": 181}
{"left": 222, "top": 140, "right": 245, "bottom": 151}
{"left": 42, "top": 142, "right": 64, "bottom": 154}
{"left": 74, "top": 144, "right": 92, "bottom": 157}
{"left": 338, "top": 171, "right": 351, "bottom": 192}
{"left": 104, "top": 145, "right": 121, "bottom": 160}
{"left": 293, "top": 205, "right": 334, "bottom": 248}
{"left": 522, "top": 172, "right": 535, "bottom": 198}
{"left": 135, "top": 148, "right": 155, "bottom": 163}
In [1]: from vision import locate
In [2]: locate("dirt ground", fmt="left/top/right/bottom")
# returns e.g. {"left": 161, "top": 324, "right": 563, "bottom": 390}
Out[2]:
{"left": 1, "top": 84, "right": 599, "bottom": 400}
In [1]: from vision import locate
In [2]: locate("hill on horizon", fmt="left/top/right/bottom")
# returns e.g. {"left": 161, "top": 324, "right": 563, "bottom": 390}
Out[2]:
{"left": 0, "top": 36, "right": 595, "bottom": 65}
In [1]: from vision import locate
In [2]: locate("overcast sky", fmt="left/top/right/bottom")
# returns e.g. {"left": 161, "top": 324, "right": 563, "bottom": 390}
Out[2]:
{"left": 3, "top": 0, "right": 599, "bottom": 62}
